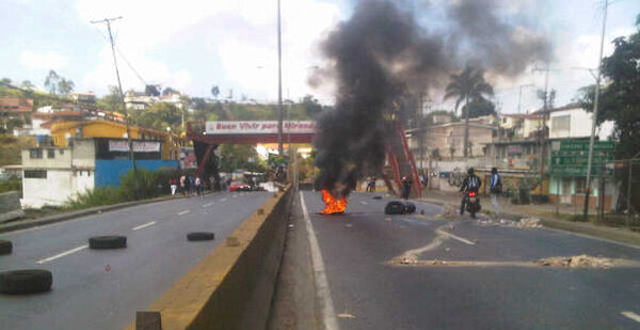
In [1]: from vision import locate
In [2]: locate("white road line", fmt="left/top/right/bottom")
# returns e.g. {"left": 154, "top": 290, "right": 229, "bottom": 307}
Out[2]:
{"left": 177, "top": 210, "right": 191, "bottom": 216}
{"left": 232, "top": 194, "right": 238, "bottom": 198}
{"left": 436, "top": 229, "right": 476, "bottom": 245}
{"left": 220, "top": 198, "right": 228, "bottom": 202}
{"left": 621, "top": 311, "right": 640, "bottom": 323}
{"left": 300, "top": 192, "right": 340, "bottom": 330}
{"left": 202, "top": 202, "right": 214, "bottom": 207}
{"left": 36, "top": 245, "right": 88, "bottom": 264}
{"left": 132, "top": 221, "right": 156, "bottom": 231}
{"left": 360, "top": 201, "right": 368, "bottom": 205}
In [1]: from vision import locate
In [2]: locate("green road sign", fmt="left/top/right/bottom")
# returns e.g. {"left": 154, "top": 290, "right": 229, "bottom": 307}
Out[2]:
{"left": 550, "top": 140, "right": 616, "bottom": 177}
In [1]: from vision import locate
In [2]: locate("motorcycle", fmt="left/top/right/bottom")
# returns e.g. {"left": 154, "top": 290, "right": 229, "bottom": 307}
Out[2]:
{"left": 464, "top": 191, "right": 481, "bottom": 218}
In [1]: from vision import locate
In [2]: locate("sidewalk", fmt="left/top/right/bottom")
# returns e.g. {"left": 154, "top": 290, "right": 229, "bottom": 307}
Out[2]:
{"left": 419, "top": 189, "right": 640, "bottom": 248}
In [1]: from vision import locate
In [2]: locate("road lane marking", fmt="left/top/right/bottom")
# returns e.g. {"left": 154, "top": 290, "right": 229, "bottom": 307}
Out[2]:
{"left": 177, "top": 210, "right": 191, "bottom": 216}
{"left": 621, "top": 311, "right": 640, "bottom": 323}
{"left": 202, "top": 202, "right": 214, "bottom": 207}
{"left": 436, "top": 229, "right": 475, "bottom": 245}
{"left": 232, "top": 194, "right": 238, "bottom": 198}
{"left": 360, "top": 201, "right": 368, "bottom": 205}
{"left": 300, "top": 192, "right": 340, "bottom": 330}
{"left": 132, "top": 221, "right": 156, "bottom": 231}
{"left": 36, "top": 245, "right": 88, "bottom": 264}
{"left": 220, "top": 198, "right": 228, "bottom": 202}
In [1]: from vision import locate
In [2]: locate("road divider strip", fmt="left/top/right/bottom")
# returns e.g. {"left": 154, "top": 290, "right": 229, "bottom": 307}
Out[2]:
{"left": 177, "top": 210, "right": 190, "bottom": 216}
{"left": 132, "top": 221, "right": 156, "bottom": 231}
{"left": 125, "top": 186, "right": 292, "bottom": 330}
{"left": 621, "top": 311, "right": 640, "bottom": 323}
{"left": 36, "top": 245, "right": 88, "bottom": 264}
{"left": 300, "top": 192, "right": 341, "bottom": 330}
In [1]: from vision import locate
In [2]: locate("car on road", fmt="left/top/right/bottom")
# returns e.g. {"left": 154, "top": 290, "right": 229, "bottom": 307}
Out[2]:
{"left": 229, "top": 181, "right": 251, "bottom": 192}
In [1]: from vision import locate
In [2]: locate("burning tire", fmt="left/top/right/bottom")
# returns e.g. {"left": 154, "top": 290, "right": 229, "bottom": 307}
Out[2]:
{"left": 88, "top": 236, "right": 127, "bottom": 249}
{"left": 403, "top": 202, "right": 416, "bottom": 214}
{"left": 385, "top": 201, "right": 405, "bottom": 215}
{"left": 0, "top": 269, "right": 52, "bottom": 295}
{"left": 187, "top": 232, "right": 215, "bottom": 241}
{"left": 0, "top": 240, "right": 12, "bottom": 255}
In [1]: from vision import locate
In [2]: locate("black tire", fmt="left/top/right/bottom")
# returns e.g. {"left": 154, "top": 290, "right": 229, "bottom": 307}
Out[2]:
{"left": 0, "top": 240, "right": 12, "bottom": 255}
{"left": 187, "top": 232, "right": 215, "bottom": 241}
{"left": 403, "top": 202, "right": 416, "bottom": 214}
{"left": 0, "top": 269, "right": 52, "bottom": 295}
{"left": 372, "top": 196, "right": 382, "bottom": 200}
{"left": 385, "top": 201, "right": 405, "bottom": 215}
{"left": 470, "top": 211, "right": 476, "bottom": 219}
{"left": 88, "top": 236, "right": 127, "bottom": 249}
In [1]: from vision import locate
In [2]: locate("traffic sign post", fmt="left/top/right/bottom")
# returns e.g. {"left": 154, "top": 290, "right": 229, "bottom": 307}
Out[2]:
{"left": 550, "top": 140, "right": 615, "bottom": 177}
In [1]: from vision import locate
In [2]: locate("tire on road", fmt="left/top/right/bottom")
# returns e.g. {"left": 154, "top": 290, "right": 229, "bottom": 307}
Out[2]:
{"left": 88, "top": 236, "right": 127, "bottom": 249}
{"left": 372, "top": 196, "right": 383, "bottom": 200}
{"left": 403, "top": 202, "right": 416, "bottom": 214}
{"left": 385, "top": 201, "right": 405, "bottom": 215}
{"left": 0, "top": 240, "right": 12, "bottom": 255}
{"left": 0, "top": 269, "right": 52, "bottom": 295}
{"left": 187, "top": 232, "right": 215, "bottom": 241}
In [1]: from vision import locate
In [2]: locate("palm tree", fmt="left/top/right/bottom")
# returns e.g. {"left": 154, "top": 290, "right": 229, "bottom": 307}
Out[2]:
{"left": 443, "top": 65, "right": 494, "bottom": 158}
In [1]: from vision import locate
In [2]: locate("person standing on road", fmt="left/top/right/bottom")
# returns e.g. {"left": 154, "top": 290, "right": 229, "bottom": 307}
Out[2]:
{"left": 459, "top": 168, "right": 481, "bottom": 215}
{"left": 169, "top": 178, "right": 178, "bottom": 196}
{"left": 401, "top": 176, "right": 412, "bottom": 200}
{"left": 179, "top": 175, "right": 186, "bottom": 196}
{"left": 195, "top": 176, "right": 202, "bottom": 197}
{"left": 490, "top": 167, "right": 502, "bottom": 218}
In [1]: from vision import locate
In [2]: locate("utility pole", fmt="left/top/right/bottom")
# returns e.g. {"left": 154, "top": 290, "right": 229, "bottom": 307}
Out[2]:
{"left": 533, "top": 63, "right": 550, "bottom": 188}
{"left": 584, "top": 0, "right": 609, "bottom": 221}
{"left": 463, "top": 92, "right": 470, "bottom": 158}
{"left": 417, "top": 92, "right": 425, "bottom": 172}
{"left": 91, "top": 16, "right": 136, "bottom": 172}
{"left": 277, "top": 0, "right": 284, "bottom": 157}
{"left": 517, "top": 83, "right": 534, "bottom": 114}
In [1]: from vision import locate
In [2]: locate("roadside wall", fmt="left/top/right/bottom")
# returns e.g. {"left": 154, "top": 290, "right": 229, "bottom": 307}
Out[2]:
{"left": 125, "top": 187, "right": 292, "bottom": 330}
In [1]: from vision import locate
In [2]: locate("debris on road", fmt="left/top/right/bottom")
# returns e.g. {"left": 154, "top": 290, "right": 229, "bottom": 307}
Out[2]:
{"left": 398, "top": 255, "right": 418, "bottom": 265}
{"left": 345, "top": 224, "right": 353, "bottom": 228}
{"left": 337, "top": 313, "right": 356, "bottom": 319}
{"left": 384, "top": 217, "right": 392, "bottom": 222}
{"left": 476, "top": 217, "right": 543, "bottom": 229}
{"left": 535, "top": 255, "right": 614, "bottom": 268}
{"left": 442, "top": 204, "right": 457, "bottom": 218}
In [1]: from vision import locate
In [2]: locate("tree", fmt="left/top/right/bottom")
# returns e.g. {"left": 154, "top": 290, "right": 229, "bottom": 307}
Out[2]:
{"left": 162, "top": 87, "right": 178, "bottom": 96}
{"left": 577, "top": 24, "right": 640, "bottom": 159}
{"left": 1, "top": 78, "right": 12, "bottom": 85}
{"left": 131, "top": 102, "right": 181, "bottom": 131}
{"left": 537, "top": 88, "right": 556, "bottom": 110}
{"left": 20, "top": 80, "right": 35, "bottom": 91}
{"left": 301, "top": 95, "right": 323, "bottom": 118}
{"left": 97, "top": 86, "right": 122, "bottom": 112}
{"left": 44, "top": 70, "right": 60, "bottom": 95}
{"left": 58, "top": 78, "right": 75, "bottom": 95}
{"left": 444, "top": 65, "right": 494, "bottom": 157}
{"left": 218, "top": 144, "right": 266, "bottom": 173}
{"left": 145, "top": 84, "right": 161, "bottom": 96}
{"left": 211, "top": 85, "right": 220, "bottom": 99}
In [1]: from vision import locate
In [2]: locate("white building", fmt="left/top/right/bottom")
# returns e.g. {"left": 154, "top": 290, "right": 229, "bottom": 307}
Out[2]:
{"left": 548, "top": 104, "right": 614, "bottom": 140}
{"left": 21, "top": 141, "right": 95, "bottom": 208}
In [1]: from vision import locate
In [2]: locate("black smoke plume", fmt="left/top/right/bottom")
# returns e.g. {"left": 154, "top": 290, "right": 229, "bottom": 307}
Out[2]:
{"left": 313, "top": 0, "right": 551, "bottom": 196}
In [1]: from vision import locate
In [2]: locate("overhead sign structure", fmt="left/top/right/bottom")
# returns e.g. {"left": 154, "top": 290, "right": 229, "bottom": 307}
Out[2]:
{"left": 550, "top": 140, "right": 615, "bottom": 177}
{"left": 205, "top": 121, "right": 316, "bottom": 135}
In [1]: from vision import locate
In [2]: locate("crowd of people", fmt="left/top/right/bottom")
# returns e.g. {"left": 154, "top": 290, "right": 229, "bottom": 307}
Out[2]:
{"left": 169, "top": 174, "right": 204, "bottom": 197}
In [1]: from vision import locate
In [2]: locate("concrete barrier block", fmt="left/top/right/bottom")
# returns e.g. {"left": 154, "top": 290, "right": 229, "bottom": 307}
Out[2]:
{"left": 0, "top": 192, "right": 23, "bottom": 223}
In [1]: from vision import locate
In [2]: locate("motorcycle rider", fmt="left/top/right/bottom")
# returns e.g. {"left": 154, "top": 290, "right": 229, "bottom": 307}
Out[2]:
{"left": 460, "top": 167, "right": 481, "bottom": 215}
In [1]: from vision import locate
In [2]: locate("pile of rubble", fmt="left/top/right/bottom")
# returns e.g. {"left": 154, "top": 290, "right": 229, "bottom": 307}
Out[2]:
{"left": 476, "top": 217, "right": 543, "bottom": 229}
{"left": 534, "top": 255, "right": 614, "bottom": 268}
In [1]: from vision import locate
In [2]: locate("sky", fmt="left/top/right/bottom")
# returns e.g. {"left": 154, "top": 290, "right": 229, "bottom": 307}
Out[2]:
{"left": 1, "top": 0, "right": 638, "bottom": 114}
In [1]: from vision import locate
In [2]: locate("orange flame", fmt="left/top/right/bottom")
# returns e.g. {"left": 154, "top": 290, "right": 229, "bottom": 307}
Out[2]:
{"left": 320, "top": 190, "right": 348, "bottom": 215}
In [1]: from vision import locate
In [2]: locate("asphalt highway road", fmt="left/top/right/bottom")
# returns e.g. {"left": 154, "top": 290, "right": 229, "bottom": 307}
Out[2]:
{"left": 0, "top": 191, "right": 270, "bottom": 330}
{"left": 299, "top": 191, "right": 640, "bottom": 330}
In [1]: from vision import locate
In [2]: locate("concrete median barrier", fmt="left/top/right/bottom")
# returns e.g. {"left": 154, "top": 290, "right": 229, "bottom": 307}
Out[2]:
{"left": 124, "top": 186, "right": 293, "bottom": 330}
